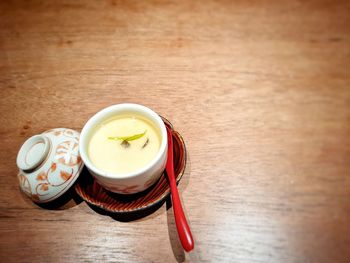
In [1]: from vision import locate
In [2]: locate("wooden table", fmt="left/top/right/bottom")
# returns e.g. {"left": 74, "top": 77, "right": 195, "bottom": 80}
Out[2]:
{"left": 1, "top": 0, "right": 350, "bottom": 262}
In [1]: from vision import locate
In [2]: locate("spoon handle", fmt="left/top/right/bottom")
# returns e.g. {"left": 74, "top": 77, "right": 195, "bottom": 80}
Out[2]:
{"left": 166, "top": 127, "right": 194, "bottom": 252}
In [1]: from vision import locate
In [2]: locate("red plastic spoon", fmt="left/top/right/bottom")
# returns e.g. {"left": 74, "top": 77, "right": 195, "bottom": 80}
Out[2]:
{"left": 166, "top": 126, "right": 194, "bottom": 252}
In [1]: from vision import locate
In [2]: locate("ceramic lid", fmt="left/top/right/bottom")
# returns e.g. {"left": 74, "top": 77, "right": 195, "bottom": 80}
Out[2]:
{"left": 17, "top": 128, "right": 83, "bottom": 203}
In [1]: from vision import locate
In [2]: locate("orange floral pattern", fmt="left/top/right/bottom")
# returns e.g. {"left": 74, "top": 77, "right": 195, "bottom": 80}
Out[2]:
{"left": 18, "top": 128, "right": 82, "bottom": 203}
{"left": 51, "top": 163, "right": 57, "bottom": 172}
{"left": 60, "top": 170, "right": 72, "bottom": 181}
{"left": 63, "top": 129, "right": 79, "bottom": 141}
{"left": 33, "top": 162, "right": 74, "bottom": 195}
{"left": 107, "top": 184, "right": 140, "bottom": 194}
{"left": 40, "top": 183, "right": 49, "bottom": 191}
{"left": 36, "top": 172, "right": 47, "bottom": 181}
{"left": 56, "top": 141, "right": 80, "bottom": 166}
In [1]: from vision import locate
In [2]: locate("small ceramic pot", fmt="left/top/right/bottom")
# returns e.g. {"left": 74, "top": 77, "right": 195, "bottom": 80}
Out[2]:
{"left": 79, "top": 103, "right": 168, "bottom": 194}
{"left": 17, "top": 128, "right": 83, "bottom": 203}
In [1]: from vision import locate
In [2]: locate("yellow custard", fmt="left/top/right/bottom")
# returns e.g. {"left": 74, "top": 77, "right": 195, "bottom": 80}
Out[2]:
{"left": 88, "top": 116, "right": 161, "bottom": 175}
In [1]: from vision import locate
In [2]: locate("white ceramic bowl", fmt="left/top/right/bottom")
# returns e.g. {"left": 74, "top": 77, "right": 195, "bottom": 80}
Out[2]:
{"left": 79, "top": 103, "right": 168, "bottom": 194}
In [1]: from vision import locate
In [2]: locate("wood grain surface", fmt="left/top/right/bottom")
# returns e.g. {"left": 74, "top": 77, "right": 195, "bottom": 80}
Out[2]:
{"left": 1, "top": 0, "right": 350, "bottom": 262}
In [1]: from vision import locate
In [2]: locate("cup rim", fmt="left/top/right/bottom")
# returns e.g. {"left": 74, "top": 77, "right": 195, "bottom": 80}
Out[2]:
{"left": 79, "top": 103, "right": 168, "bottom": 179}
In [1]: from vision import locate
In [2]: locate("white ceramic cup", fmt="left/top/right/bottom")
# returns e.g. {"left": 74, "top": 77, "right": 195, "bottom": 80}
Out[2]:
{"left": 79, "top": 103, "right": 168, "bottom": 194}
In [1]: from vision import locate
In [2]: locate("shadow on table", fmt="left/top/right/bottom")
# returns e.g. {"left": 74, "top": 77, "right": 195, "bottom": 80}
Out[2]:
{"left": 166, "top": 197, "right": 186, "bottom": 262}
{"left": 31, "top": 167, "right": 92, "bottom": 210}
{"left": 33, "top": 150, "right": 194, "bottom": 262}
{"left": 87, "top": 196, "right": 167, "bottom": 222}
{"left": 34, "top": 185, "right": 83, "bottom": 210}
{"left": 80, "top": 137, "right": 192, "bottom": 223}
{"left": 165, "top": 152, "right": 196, "bottom": 263}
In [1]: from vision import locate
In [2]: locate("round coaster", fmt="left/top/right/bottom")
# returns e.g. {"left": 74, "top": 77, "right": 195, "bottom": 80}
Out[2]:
{"left": 75, "top": 118, "right": 186, "bottom": 213}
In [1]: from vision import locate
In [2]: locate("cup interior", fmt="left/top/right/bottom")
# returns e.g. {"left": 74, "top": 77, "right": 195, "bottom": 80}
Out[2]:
{"left": 79, "top": 103, "right": 167, "bottom": 179}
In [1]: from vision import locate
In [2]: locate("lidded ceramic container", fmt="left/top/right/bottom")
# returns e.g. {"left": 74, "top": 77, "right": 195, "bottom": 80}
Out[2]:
{"left": 79, "top": 103, "right": 168, "bottom": 195}
{"left": 17, "top": 128, "right": 83, "bottom": 203}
